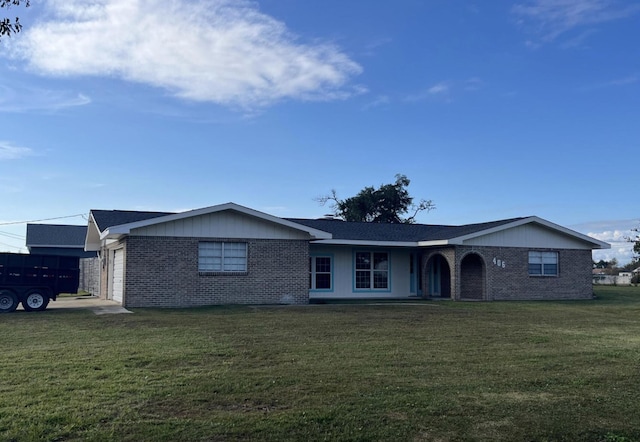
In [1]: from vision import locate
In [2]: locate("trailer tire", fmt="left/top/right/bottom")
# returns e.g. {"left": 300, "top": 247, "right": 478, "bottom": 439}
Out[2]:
{"left": 22, "top": 290, "right": 50, "bottom": 312}
{"left": 0, "top": 290, "right": 19, "bottom": 313}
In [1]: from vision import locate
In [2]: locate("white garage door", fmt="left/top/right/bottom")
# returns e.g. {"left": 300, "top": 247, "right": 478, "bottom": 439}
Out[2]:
{"left": 112, "top": 249, "right": 124, "bottom": 303}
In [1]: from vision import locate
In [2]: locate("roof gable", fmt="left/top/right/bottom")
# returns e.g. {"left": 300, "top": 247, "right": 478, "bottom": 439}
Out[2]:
{"left": 450, "top": 217, "right": 609, "bottom": 249}
{"left": 85, "top": 203, "right": 331, "bottom": 250}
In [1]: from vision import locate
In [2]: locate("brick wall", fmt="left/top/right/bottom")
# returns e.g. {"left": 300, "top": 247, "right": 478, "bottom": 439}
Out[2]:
{"left": 479, "top": 246, "right": 594, "bottom": 301}
{"left": 121, "top": 236, "right": 309, "bottom": 308}
{"left": 422, "top": 246, "right": 594, "bottom": 301}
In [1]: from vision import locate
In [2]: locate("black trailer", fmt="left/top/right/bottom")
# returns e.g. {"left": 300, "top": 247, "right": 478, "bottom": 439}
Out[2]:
{"left": 0, "top": 253, "right": 80, "bottom": 312}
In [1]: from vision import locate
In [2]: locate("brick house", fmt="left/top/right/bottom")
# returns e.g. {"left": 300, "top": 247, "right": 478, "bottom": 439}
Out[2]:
{"left": 84, "top": 202, "right": 609, "bottom": 307}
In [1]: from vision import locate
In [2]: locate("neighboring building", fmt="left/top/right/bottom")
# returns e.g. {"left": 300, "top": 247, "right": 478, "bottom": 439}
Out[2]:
{"left": 26, "top": 224, "right": 96, "bottom": 258}
{"left": 84, "top": 203, "right": 610, "bottom": 308}
{"left": 593, "top": 274, "right": 632, "bottom": 285}
{"left": 26, "top": 224, "right": 99, "bottom": 294}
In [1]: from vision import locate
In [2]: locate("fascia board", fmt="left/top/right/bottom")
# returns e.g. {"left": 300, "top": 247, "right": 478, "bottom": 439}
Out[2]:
{"left": 311, "top": 239, "right": 418, "bottom": 247}
{"left": 85, "top": 213, "right": 103, "bottom": 251}
{"left": 28, "top": 244, "right": 84, "bottom": 248}
{"left": 417, "top": 240, "right": 451, "bottom": 247}
{"left": 99, "top": 202, "right": 333, "bottom": 240}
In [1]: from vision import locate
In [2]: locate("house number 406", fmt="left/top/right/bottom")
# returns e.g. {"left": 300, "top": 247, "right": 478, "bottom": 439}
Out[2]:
{"left": 493, "top": 258, "right": 506, "bottom": 268}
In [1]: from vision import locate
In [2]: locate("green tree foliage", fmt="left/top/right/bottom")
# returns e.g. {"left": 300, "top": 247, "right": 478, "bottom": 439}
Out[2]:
{"left": 0, "top": 0, "right": 29, "bottom": 40}
{"left": 317, "top": 174, "right": 435, "bottom": 223}
{"left": 593, "top": 258, "right": 620, "bottom": 275}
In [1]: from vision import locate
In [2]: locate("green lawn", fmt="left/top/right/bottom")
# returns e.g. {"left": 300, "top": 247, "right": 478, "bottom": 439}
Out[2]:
{"left": 2, "top": 286, "right": 640, "bottom": 441}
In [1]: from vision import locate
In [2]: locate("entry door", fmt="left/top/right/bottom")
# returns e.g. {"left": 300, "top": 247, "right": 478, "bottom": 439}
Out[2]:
{"left": 112, "top": 249, "right": 124, "bottom": 303}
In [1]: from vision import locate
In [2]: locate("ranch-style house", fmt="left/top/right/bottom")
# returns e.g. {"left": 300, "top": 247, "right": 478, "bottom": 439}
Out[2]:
{"left": 83, "top": 202, "right": 610, "bottom": 307}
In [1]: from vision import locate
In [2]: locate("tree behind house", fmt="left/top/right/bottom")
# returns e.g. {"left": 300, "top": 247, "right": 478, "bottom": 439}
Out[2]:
{"left": 317, "top": 174, "right": 435, "bottom": 223}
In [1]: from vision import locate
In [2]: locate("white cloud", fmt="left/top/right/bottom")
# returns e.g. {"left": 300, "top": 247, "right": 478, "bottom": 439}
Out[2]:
{"left": 512, "top": 0, "right": 640, "bottom": 44}
{"left": 362, "top": 95, "right": 390, "bottom": 110}
{"left": 405, "top": 81, "right": 451, "bottom": 102}
{"left": 0, "top": 141, "right": 34, "bottom": 160}
{"left": 609, "top": 74, "right": 639, "bottom": 86}
{"left": 13, "top": 0, "right": 362, "bottom": 109}
{"left": 0, "top": 85, "right": 90, "bottom": 113}
{"left": 572, "top": 219, "right": 639, "bottom": 264}
{"left": 427, "top": 82, "right": 450, "bottom": 95}
{"left": 464, "top": 77, "right": 483, "bottom": 91}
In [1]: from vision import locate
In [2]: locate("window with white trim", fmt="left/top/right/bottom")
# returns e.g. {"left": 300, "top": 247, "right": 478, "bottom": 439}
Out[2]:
{"left": 309, "top": 256, "right": 332, "bottom": 290}
{"left": 528, "top": 251, "right": 558, "bottom": 276}
{"left": 199, "top": 242, "right": 247, "bottom": 272}
{"left": 355, "top": 251, "right": 389, "bottom": 289}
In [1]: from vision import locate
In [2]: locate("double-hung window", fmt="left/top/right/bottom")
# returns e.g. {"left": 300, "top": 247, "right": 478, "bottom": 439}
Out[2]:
{"left": 355, "top": 251, "right": 389, "bottom": 289}
{"left": 528, "top": 251, "right": 558, "bottom": 276}
{"left": 199, "top": 242, "right": 247, "bottom": 272}
{"left": 309, "top": 256, "right": 332, "bottom": 290}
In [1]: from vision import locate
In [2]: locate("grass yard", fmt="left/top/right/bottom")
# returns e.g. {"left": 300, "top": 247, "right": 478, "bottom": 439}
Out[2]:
{"left": 1, "top": 286, "right": 640, "bottom": 441}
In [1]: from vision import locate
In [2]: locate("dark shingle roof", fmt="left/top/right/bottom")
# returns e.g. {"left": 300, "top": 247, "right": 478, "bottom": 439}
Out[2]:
{"left": 286, "top": 217, "right": 526, "bottom": 242}
{"left": 90, "top": 210, "right": 175, "bottom": 232}
{"left": 90, "top": 206, "right": 525, "bottom": 243}
{"left": 26, "top": 224, "right": 88, "bottom": 247}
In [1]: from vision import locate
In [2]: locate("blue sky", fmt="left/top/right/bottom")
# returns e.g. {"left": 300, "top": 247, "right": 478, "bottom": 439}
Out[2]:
{"left": 0, "top": 0, "right": 638, "bottom": 264}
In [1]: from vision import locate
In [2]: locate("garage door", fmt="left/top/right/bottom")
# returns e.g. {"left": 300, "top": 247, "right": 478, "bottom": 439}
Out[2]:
{"left": 112, "top": 249, "right": 124, "bottom": 303}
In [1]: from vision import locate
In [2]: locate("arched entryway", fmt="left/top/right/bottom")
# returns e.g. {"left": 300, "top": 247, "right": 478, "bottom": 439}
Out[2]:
{"left": 460, "top": 253, "right": 485, "bottom": 300}
{"left": 426, "top": 254, "right": 451, "bottom": 298}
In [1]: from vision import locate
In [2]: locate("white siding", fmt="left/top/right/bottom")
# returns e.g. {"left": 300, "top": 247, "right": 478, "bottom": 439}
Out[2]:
{"left": 130, "top": 211, "right": 311, "bottom": 240}
{"left": 463, "top": 223, "right": 593, "bottom": 249}
{"left": 310, "top": 245, "right": 414, "bottom": 300}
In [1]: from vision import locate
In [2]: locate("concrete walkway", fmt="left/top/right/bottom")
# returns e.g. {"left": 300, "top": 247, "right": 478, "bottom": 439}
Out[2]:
{"left": 44, "top": 296, "right": 132, "bottom": 315}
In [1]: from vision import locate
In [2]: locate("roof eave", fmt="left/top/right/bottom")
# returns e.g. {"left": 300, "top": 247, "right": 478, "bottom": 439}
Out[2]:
{"left": 417, "top": 240, "right": 452, "bottom": 247}
{"left": 26, "top": 244, "right": 85, "bottom": 249}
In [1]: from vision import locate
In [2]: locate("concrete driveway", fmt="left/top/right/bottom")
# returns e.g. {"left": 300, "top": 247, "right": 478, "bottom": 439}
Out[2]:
{"left": 20, "top": 296, "right": 132, "bottom": 315}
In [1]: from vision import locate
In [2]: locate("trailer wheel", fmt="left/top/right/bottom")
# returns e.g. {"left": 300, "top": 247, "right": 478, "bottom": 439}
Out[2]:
{"left": 22, "top": 290, "right": 50, "bottom": 312}
{"left": 0, "top": 290, "right": 19, "bottom": 313}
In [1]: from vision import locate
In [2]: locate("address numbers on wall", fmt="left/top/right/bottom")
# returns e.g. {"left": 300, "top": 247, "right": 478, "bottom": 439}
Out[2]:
{"left": 493, "top": 257, "right": 506, "bottom": 268}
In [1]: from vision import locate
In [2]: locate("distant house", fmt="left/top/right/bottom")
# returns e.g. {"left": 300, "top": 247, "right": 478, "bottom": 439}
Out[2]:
{"left": 26, "top": 224, "right": 96, "bottom": 258}
{"left": 83, "top": 203, "right": 610, "bottom": 308}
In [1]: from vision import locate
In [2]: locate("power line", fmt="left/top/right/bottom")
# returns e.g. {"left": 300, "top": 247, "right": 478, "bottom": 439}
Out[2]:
{"left": 0, "top": 213, "right": 86, "bottom": 227}
{"left": 0, "top": 231, "right": 25, "bottom": 240}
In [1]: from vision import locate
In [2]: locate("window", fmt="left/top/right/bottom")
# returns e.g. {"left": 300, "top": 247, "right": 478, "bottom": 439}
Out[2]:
{"left": 199, "top": 242, "right": 247, "bottom": 272}
{"left": 355, "top": 251, "right": 389, "bottom": 289}
{"left": 528, "top": 251, "right": 558, "bottom": 276}
{"left": 309, "top": 256, "right": 332, "bottom": 290}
